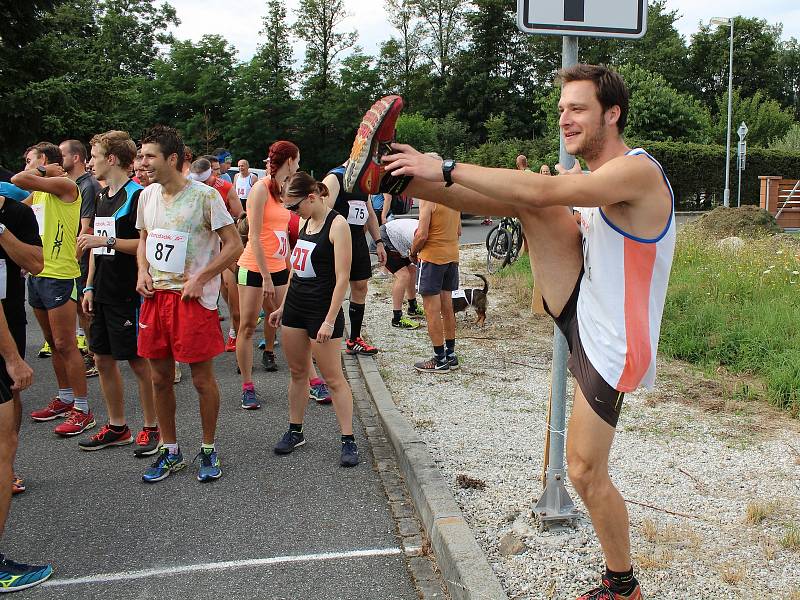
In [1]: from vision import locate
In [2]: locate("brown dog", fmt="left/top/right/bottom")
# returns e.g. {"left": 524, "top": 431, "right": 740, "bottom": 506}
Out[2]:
{"left": 451, "top": 274, "right": 489, "bottom": 326}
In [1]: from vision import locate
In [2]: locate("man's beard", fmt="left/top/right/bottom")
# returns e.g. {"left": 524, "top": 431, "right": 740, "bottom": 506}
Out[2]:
{"left": 575, "top": 119, "right": 607, "bottom": 163}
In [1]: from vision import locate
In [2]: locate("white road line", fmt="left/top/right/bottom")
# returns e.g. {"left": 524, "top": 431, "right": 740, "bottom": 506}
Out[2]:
{"left": 42, "top": 547, "right": 403, "bottom": 588}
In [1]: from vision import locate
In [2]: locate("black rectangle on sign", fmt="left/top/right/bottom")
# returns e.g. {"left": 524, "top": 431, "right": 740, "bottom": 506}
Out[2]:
{"left": 564, "top": 0, "right": 585, "bottom": 22}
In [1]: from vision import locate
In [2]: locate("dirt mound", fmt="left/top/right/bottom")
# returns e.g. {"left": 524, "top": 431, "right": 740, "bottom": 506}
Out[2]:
{"left": 690, "top": 206, "right": 781, "bottom": 238}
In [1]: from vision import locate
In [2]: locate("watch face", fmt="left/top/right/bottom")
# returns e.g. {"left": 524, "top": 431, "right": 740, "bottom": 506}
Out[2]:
{"left": 443, "top": 160, "right": 455, "bottom": 169}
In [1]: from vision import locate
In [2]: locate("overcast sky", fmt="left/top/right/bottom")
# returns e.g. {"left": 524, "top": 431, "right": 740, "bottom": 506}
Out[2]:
{"left": 166, "top": 0, "right": 800, "bottom": 63}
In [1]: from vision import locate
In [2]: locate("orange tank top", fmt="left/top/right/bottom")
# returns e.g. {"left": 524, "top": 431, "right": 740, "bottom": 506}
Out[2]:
{"left": 238, "top": 186, "right": 290, "bottom": 273}
{"left": 418, "top": 203, "right": 460, "bottom": 264}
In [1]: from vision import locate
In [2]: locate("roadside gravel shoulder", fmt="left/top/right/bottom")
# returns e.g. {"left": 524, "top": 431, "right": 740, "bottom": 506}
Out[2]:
{"left": 360, "top": 245, "right": 800, "bottom": 600}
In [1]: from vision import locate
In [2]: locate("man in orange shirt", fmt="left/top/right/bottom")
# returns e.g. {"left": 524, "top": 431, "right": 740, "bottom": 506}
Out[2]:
{"left": 409, "top": 158, "right": 461, "bottom": 373}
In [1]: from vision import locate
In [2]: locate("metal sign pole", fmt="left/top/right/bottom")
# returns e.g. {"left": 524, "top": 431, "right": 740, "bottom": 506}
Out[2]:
{"left": 533, "top": 35, "right": 580, "bottom": 531}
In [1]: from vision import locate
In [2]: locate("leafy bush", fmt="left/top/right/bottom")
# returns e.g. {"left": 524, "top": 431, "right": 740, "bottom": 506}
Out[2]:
{"left": 770, "top": 123, "right": 800, "bottom": 152}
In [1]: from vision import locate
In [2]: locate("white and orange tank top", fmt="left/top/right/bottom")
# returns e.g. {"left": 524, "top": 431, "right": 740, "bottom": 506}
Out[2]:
{"left": 238, "top": 186, "right": 290, "bottom": 274}
{"left": 575, "top": 148, "right": 675, "bottom": 393}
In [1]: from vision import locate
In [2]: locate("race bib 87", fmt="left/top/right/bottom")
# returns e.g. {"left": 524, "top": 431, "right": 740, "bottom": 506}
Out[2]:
{"left": 291, "top": 239, "right": 317, "bottom": 278}
{"left": 146, "top": 228, "right": 189, "bottom": 274}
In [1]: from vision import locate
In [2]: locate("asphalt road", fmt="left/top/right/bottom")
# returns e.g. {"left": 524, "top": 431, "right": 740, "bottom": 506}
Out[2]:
{"left": 6, "top": 308, "right": 418, "bottom": 599}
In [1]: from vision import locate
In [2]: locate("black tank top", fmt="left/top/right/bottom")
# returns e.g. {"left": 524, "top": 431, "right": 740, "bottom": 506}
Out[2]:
{"left": 288, "top": 209, "right": 339, "bottom": 299}
{"left": 329, "top": 166, "right": 370, "bottom": 241}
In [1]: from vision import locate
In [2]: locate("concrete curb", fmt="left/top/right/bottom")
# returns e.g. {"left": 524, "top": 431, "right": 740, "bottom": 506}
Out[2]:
{"left": 353, "top": 352, "right": 508, "bottom": 600}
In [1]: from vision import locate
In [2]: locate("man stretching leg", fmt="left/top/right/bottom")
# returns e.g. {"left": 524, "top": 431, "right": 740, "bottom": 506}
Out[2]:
{"left": 348, "top": 67, "right": 675, "bottom": 599}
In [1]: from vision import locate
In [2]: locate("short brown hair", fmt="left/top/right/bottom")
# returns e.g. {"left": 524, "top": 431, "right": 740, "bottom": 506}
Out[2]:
{"left": 60, "top": 139, "right": 87, "bottom": 163}
{"left": 26, "top": 142, "right": 62, "bottom": 165}
{"left": 90, "top": 131, "right": 137, "bottom": 169}
{"left": 557, "top": 64, "right": 629, "bottom": 134}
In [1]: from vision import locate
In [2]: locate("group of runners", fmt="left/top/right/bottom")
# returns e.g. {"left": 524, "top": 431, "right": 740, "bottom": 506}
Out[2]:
{"left": 1, "top": 63, "right": 674, "bottom": 600}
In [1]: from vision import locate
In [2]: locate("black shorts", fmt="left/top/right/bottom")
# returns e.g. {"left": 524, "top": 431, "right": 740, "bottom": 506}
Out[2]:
{"left": 89, "top": 300, "right": 140, "bottom": 361}
{"left": 350, "top": 232, "right": 372, "bottom": 282}
{"left": 282, "top": 294, "right": 345, "bottom": 340}
{"left": 0, "top": 319, "right": 25, "bottom": 404}
{"left": 543, "top": 270, "right": 625, "bottom": 428}
{"left": 27, "top": 276, "right": 78, "bottom": 310}
{"left": 417, "top": 260, "right": 458, "bottom": 296}
{"left": 237, "top": 267, "right": 290, "bottom": 287}
{"left": 385, "top": 251, "right": 411, "bottom": 274}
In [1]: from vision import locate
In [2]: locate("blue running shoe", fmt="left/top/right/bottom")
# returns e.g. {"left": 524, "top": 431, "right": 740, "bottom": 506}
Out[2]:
{"left": 196, "top": 448, "right": 222, "bottom": 482}
{"left": 0, "top": 554, "right": 53, "bottom": 591}
{"left": 340, "top": 439, "right": 360, "bottom": 467}
{"left": 309, "top": 382, "right": 331, "bottom": 404}
{"left": 257, "top": 338, "right": 266, "bottom": 350}
{"left": 241, "top": 388, "right": 261, "bottom": 410}
{"left": 274, "top": 429, "right": 305, "bottom": 454}
{"left": 142, "top": 447, "right": 185, "bottom": 483}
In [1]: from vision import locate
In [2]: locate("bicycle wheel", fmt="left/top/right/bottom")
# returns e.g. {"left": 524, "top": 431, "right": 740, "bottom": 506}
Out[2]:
{"left": 508, "top": 223, "right": 524, "bottom": 265}
{"left": 486, "top": 226, "right": 511, "bottom": 273}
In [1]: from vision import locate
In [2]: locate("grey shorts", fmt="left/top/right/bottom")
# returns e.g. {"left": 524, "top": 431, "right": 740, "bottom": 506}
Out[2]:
{"left": 27, "top": 276, "right": 78, "bottom": 310}
{"left": 416, "top": 260, "right": 458, "bottom": 296}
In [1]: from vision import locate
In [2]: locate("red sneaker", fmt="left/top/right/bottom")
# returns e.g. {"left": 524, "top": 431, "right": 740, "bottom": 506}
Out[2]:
{"left": 30, "top": 397, "right": 73, "bottom": 421}
{"left": 54, "top": 409, "right": 96, "bottom": 437}
{"left": 345, "top": 337, "right": 379, "bottom": 356}
{"left": 576, "top": 581, "right": 642, "bottom": 600}
{"left": 344, "top": 95, "right": 404, "bottom": 194}
{"left": 225, "top": 336, "right": 237, "bottom": 352}
{"left": 11, "top": 474, "right": 25, "bottom": 495}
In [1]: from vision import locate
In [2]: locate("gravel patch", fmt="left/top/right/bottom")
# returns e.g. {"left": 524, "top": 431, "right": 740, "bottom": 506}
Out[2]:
{"left": 360, "top": 246, "right": 800, "bottom": 600}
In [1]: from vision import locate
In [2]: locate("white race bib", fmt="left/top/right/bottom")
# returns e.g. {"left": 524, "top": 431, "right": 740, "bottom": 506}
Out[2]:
{"left": 273, "top": 230, "right": 289, "bottom": 258}
{"left": 32, "top": 204, "right": 45, "bottom": 236}
{"left": 0, "top": 259, "right": 6, "bottom": 300}
{"left": 146, "top": 228, "right": 189, "bottom": 274}
{"left": 92, "top": 216, "right": 116, "bottom": 256}
{"left": 291, "top": 239, "right": 317, "bottom": 278}
{"left": 346, "top": 200, "right": 368, "bottom": 226}
{"left": 451, "top": 289, "right": 466, "bottom": 300}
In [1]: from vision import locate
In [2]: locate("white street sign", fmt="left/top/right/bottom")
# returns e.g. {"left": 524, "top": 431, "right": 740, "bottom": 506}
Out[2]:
{"left": 737, "top": 122, "right": 748, "bottom": 141}
{"left": 517, "top": 0, "right": 648, "bottom": 39}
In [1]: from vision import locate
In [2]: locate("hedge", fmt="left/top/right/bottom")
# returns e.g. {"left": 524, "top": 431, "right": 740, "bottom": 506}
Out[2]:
{"left": 458, "top": 138, "right": 800, "bottom": 212}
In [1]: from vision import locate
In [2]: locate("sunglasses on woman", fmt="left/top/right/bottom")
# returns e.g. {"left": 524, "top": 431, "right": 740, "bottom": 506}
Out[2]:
{"left": 285, "top": 196, "right": 307, "bottom": 213}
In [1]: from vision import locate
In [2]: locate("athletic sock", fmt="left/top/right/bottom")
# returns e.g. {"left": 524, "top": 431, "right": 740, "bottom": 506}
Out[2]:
{"left": 228, "top": 328, "right": 236, "bottom": 339}
{"left": 165, "top": 443, "right": 179, "bottom": 455}
{"left": 433, "top": 345, "right": 445, "bottom": 361}
{"left": 201, "top": 442, "right": 215, "bottom": 454}
{"left": 445, "top": 339, "right": 455, "bottom": 356}
{"left": 108, "top": 423, "right": 127, "bottom": 433}
{"left": 341, "top": 434, "right": 355, "bottom": 443}
{"left": 392, "top": 309, "right": 402, "bottom": 323}
{"left": 289, "top": 423, "right": 303, "bottom": 434}
{"left": 74, "top": 396, "right": 89, "bottom": 413}
{"left": 58, "top": 388, "right": 74, "bottom": 405}
{"left": 349, "top": 302, "right": 365, "bottom": 340}
{"left": 408, "top": 298, "right": 418, "bottom": 312}
{"left": 76, "top": 327, "right": 85, "bottom": 337}
{"left": 144, "top": 425, "right": 159, "bottom": 432}
{"left": 242, "top": 381, "right": 254, "bottom": 391}
{"left": 604, "top": 566, "right": 637, "bottom": 595}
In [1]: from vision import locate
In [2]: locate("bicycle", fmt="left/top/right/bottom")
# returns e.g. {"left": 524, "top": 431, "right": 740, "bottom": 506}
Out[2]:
{"left": 485, "top": 217, "right": 524, "bottom": 273}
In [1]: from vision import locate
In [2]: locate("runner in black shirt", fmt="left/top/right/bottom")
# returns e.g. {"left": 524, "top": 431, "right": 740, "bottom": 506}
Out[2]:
{"left": 269, "top": 172, "right": 359, "bottom": 467}
{"left": 76, "top": 131, "right": 159, "bottom": 456}
{"left": 0, "top": 190, "right": 52, "bottom": 592}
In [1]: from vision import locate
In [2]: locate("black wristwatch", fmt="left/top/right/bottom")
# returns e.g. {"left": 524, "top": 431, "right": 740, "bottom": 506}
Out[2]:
{"left": 36, "top": 166, "right": 47, "bottom": 177}
{"left": 105, "top": 237, "right": 116, "bottom": 250}
{"left": 442, "top": 159, "right": 456, "bottom": 187}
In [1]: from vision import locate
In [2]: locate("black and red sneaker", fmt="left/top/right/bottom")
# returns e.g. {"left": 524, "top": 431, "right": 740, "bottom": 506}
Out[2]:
{"left": 78, "top": 423, "right": 132, "bottom": 450}
{"left": 344, "top": 96, "right": 405, "bottom": 195}
{"left": 345, "top": 337, "right": 379, "bottom": 356}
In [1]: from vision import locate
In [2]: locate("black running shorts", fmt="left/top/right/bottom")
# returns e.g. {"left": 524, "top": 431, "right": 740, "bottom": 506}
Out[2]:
{"left": 237, "top": 267, "right": 290, "bottom": 287}
{"left": 282, "top": 295, "right": 345, "bottom": 340}
{"left": 543, "top": 269, "right": 625, "bottom": 428}
{"left": 350, "top": 233, "right": 372, "bottom": 281}
{"left": 89, "top": 300, "right": 140, "bottom": 361}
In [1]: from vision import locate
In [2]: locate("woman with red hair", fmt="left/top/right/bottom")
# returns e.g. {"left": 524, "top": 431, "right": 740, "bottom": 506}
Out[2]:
{"left": 235, "top": 141, "right": 300, "bottom": 409}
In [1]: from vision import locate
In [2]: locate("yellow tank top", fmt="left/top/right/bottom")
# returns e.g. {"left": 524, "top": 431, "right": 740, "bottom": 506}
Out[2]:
{"left": 418, "top": 203, "right": 460, "bottom": 264}
{"left": 32, "top": 190, "right": 81, "bottom": 279}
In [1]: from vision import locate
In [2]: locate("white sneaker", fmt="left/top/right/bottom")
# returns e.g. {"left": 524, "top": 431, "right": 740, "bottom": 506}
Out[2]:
{"left": 174, "top": 362, "right": 182, "bottom": 384}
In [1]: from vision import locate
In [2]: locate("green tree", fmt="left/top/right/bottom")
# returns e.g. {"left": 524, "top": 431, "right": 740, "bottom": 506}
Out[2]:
{"left": 395, "top": 113, "right": 438, "bottom": 150}
{"left": 148, "top": 35, "right": 237, "bottom": 154}
{"left": 228, "top": 0, "right": 297, "bottom": 162}
{"left": 777, "top": 38, "right": 800, "bottom": 118}
{"left": 620, "top": 65, "right": 712, "bottom": 143}
{"left": 770, "top": 123, "right": 800, "bottom": 152}
{"left": 713, "top": 89, "right": 796, "bottom": 147}
{"left": 688, "top": 17, "right": 783, "bottom": 108}
{"left": 409, "top": 0, "right": 464, "bottom": 80}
